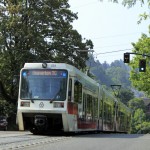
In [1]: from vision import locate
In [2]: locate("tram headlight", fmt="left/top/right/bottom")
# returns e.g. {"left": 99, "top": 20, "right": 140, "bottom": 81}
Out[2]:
{"left": 53, "top": 102, "right": 64, "bottom": 108}
{"left": 20, "top": 101, "right": 30, "bottom": 107}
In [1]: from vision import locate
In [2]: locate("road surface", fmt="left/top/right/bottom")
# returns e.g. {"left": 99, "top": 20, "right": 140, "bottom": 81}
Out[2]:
{"left": 0, "top": 131, "right": 149, "bottom": 150}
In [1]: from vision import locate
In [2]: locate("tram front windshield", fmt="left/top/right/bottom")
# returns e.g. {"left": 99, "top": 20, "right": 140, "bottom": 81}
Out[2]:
{"left": 20, "top": 69, "right": 68, "bottom": 101}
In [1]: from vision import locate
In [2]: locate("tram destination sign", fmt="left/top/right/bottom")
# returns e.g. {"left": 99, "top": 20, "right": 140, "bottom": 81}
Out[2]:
{"left": 22, "top": 69, "right": 67, "bottom": 77}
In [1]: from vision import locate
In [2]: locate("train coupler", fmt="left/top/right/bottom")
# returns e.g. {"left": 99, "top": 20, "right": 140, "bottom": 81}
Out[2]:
{"left": 34, "top": 115, "right": 48, "bottom": 130}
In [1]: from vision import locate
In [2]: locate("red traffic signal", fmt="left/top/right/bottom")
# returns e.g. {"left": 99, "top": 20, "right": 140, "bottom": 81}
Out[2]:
{"left": 139, "top": 59, "right": 146, "bottom": 72}
{"left": 124, "top": 53, "right": 130, "bottom": 63}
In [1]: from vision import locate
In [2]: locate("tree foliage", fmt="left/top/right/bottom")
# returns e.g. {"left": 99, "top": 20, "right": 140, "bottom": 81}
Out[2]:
{"left": 119, "top": 88, "right": 134, "bottom": 105}
{"left": 128, "top": 97, "right": 145, "bottom": 111}
{"left": 0, "top": 100, "right": 16, "bottom": 117}
{"left": 130, "top": 108, "right": 150, "bottom": 134}
{"left": 131, "top": 108, "right": 146, "bottom": 133}
{"left": 128, "top": 98, "right": 150, "bottom": 133}
{"left": 129, "top": 34, "right": 150, "bottom": 96}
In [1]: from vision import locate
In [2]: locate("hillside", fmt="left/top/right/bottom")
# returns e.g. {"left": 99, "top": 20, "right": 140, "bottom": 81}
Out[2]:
{"left": 86, "top": 56, "right": 131, "bottom": 89}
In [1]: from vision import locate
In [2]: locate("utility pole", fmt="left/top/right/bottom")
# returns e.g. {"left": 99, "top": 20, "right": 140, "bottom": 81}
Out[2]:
{"left": 77, "top": 49, "right": 95, "bottom": 75}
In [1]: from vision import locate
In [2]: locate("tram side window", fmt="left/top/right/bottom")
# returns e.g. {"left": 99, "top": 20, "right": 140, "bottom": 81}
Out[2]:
{"left": 103, "top": 102, "right": 107, "bottom": 120}
{"left": 87, "top": 95, "right": 92, "bottom": 120}
{"left": 93, "top": 98, "right": 98, "bottom": 120}
{"left": 68, "top": 79, "right": 72, "bottom": 101}
{"left": 99, "top": 100, "right": 103, "bottom": 118}
{"left": 127, "top": 115, "right": 131, "bottom": 129}
{"left": 120, "top": 111, "right": 125, "bottom": 127}
{"left": 108, "top": 105, "right": 112, "bottom": 122}
{"left": 103, "top": 102, "right": 112, "bottom": 122}
{"left": 74, "top": 80, "right": 82, "bottom": 103}
{"left": 83, "top": 93, "right": 86, "bottom": 118}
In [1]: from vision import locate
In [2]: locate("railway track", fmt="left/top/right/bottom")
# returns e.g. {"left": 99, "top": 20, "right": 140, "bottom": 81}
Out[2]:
{"left": 0, "top": 131, "right": 71, "bottom": 150}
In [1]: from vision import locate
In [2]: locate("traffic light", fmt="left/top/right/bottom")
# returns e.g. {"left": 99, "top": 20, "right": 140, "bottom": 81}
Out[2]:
{"left": 124, "top": 53, "right": 130, "bottom": 63}
{"left": 139, "top": 59, "right": 146, "bottom": 72}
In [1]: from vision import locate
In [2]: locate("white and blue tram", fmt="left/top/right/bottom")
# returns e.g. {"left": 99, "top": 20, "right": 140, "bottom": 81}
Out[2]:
{"left": 16, "top": 62, "right": 131, "bottom": 134}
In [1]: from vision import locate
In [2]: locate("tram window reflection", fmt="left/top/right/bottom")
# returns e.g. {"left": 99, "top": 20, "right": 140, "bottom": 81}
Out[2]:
{"left": 74, "top": 80, "right": 82, "bottom": 103}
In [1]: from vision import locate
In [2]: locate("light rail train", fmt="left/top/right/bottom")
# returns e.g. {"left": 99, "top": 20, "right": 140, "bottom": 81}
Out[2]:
{"left": 16, "top": 62, "right": 131, "bottom": 134}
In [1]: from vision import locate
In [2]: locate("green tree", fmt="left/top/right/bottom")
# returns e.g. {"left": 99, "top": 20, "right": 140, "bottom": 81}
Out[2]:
{"left": 129, "top": 34, "right": 150, "bottom": 96}
{"left": 131, "top": 108, "right": 146, "bottom": 133}
{"left": 128, "top": 98, "right": 150, "bottom": 133}
{"left": 140, "top": 121, "right": 150, "bottom": 134}
{"left": 128, "top": 98, "right": 141, "bottom": 133}
{"left": 119, "top": 88, "right": 134, "bottom": 105}
{"left": 0, "top": 100, "right": 16, "bottom": 117}
{"left": 128, "top": 98, "right": 145, "bottom": 111}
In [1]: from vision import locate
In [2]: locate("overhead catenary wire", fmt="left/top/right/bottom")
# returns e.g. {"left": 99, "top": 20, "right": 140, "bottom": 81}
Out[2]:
{"left": 94, "top": 48, "right": 132, "bottom": 56}
{"left": 91, "top": 31, "right": 148, "bottom": 40}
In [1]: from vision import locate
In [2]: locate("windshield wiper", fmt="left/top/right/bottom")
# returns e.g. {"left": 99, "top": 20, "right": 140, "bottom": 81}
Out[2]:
{"left": 31, "top": 99, "right": 34, "bottom": 103}
{"left": 49, "top": 96, "right": 57, "bottom": 103}
{"left": 29, "top": 95, "right": 34, "bottom": 103}
{"left": 29, "top": 91, "right": 34, "bottom": 103}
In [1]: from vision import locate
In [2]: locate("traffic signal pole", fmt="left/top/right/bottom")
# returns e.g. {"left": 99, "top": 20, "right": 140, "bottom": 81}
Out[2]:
{"left": 125, "top": 52, "right": 150, "bottom": 57}
{"left": 124, "top": 52, "right": 150, "bottom": 72}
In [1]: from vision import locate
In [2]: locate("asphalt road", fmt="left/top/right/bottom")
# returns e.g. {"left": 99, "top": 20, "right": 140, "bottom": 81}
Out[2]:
{"left": 22, "top": 134, "right": 150, "bottom": 150}
{"left": 0, "top": 131, "right": 150, "bottom": 150}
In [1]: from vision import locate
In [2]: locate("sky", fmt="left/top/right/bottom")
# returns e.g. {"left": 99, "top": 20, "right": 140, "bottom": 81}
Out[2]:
{"left": 68, "top": 0, "right": 150, "bottom": 64}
